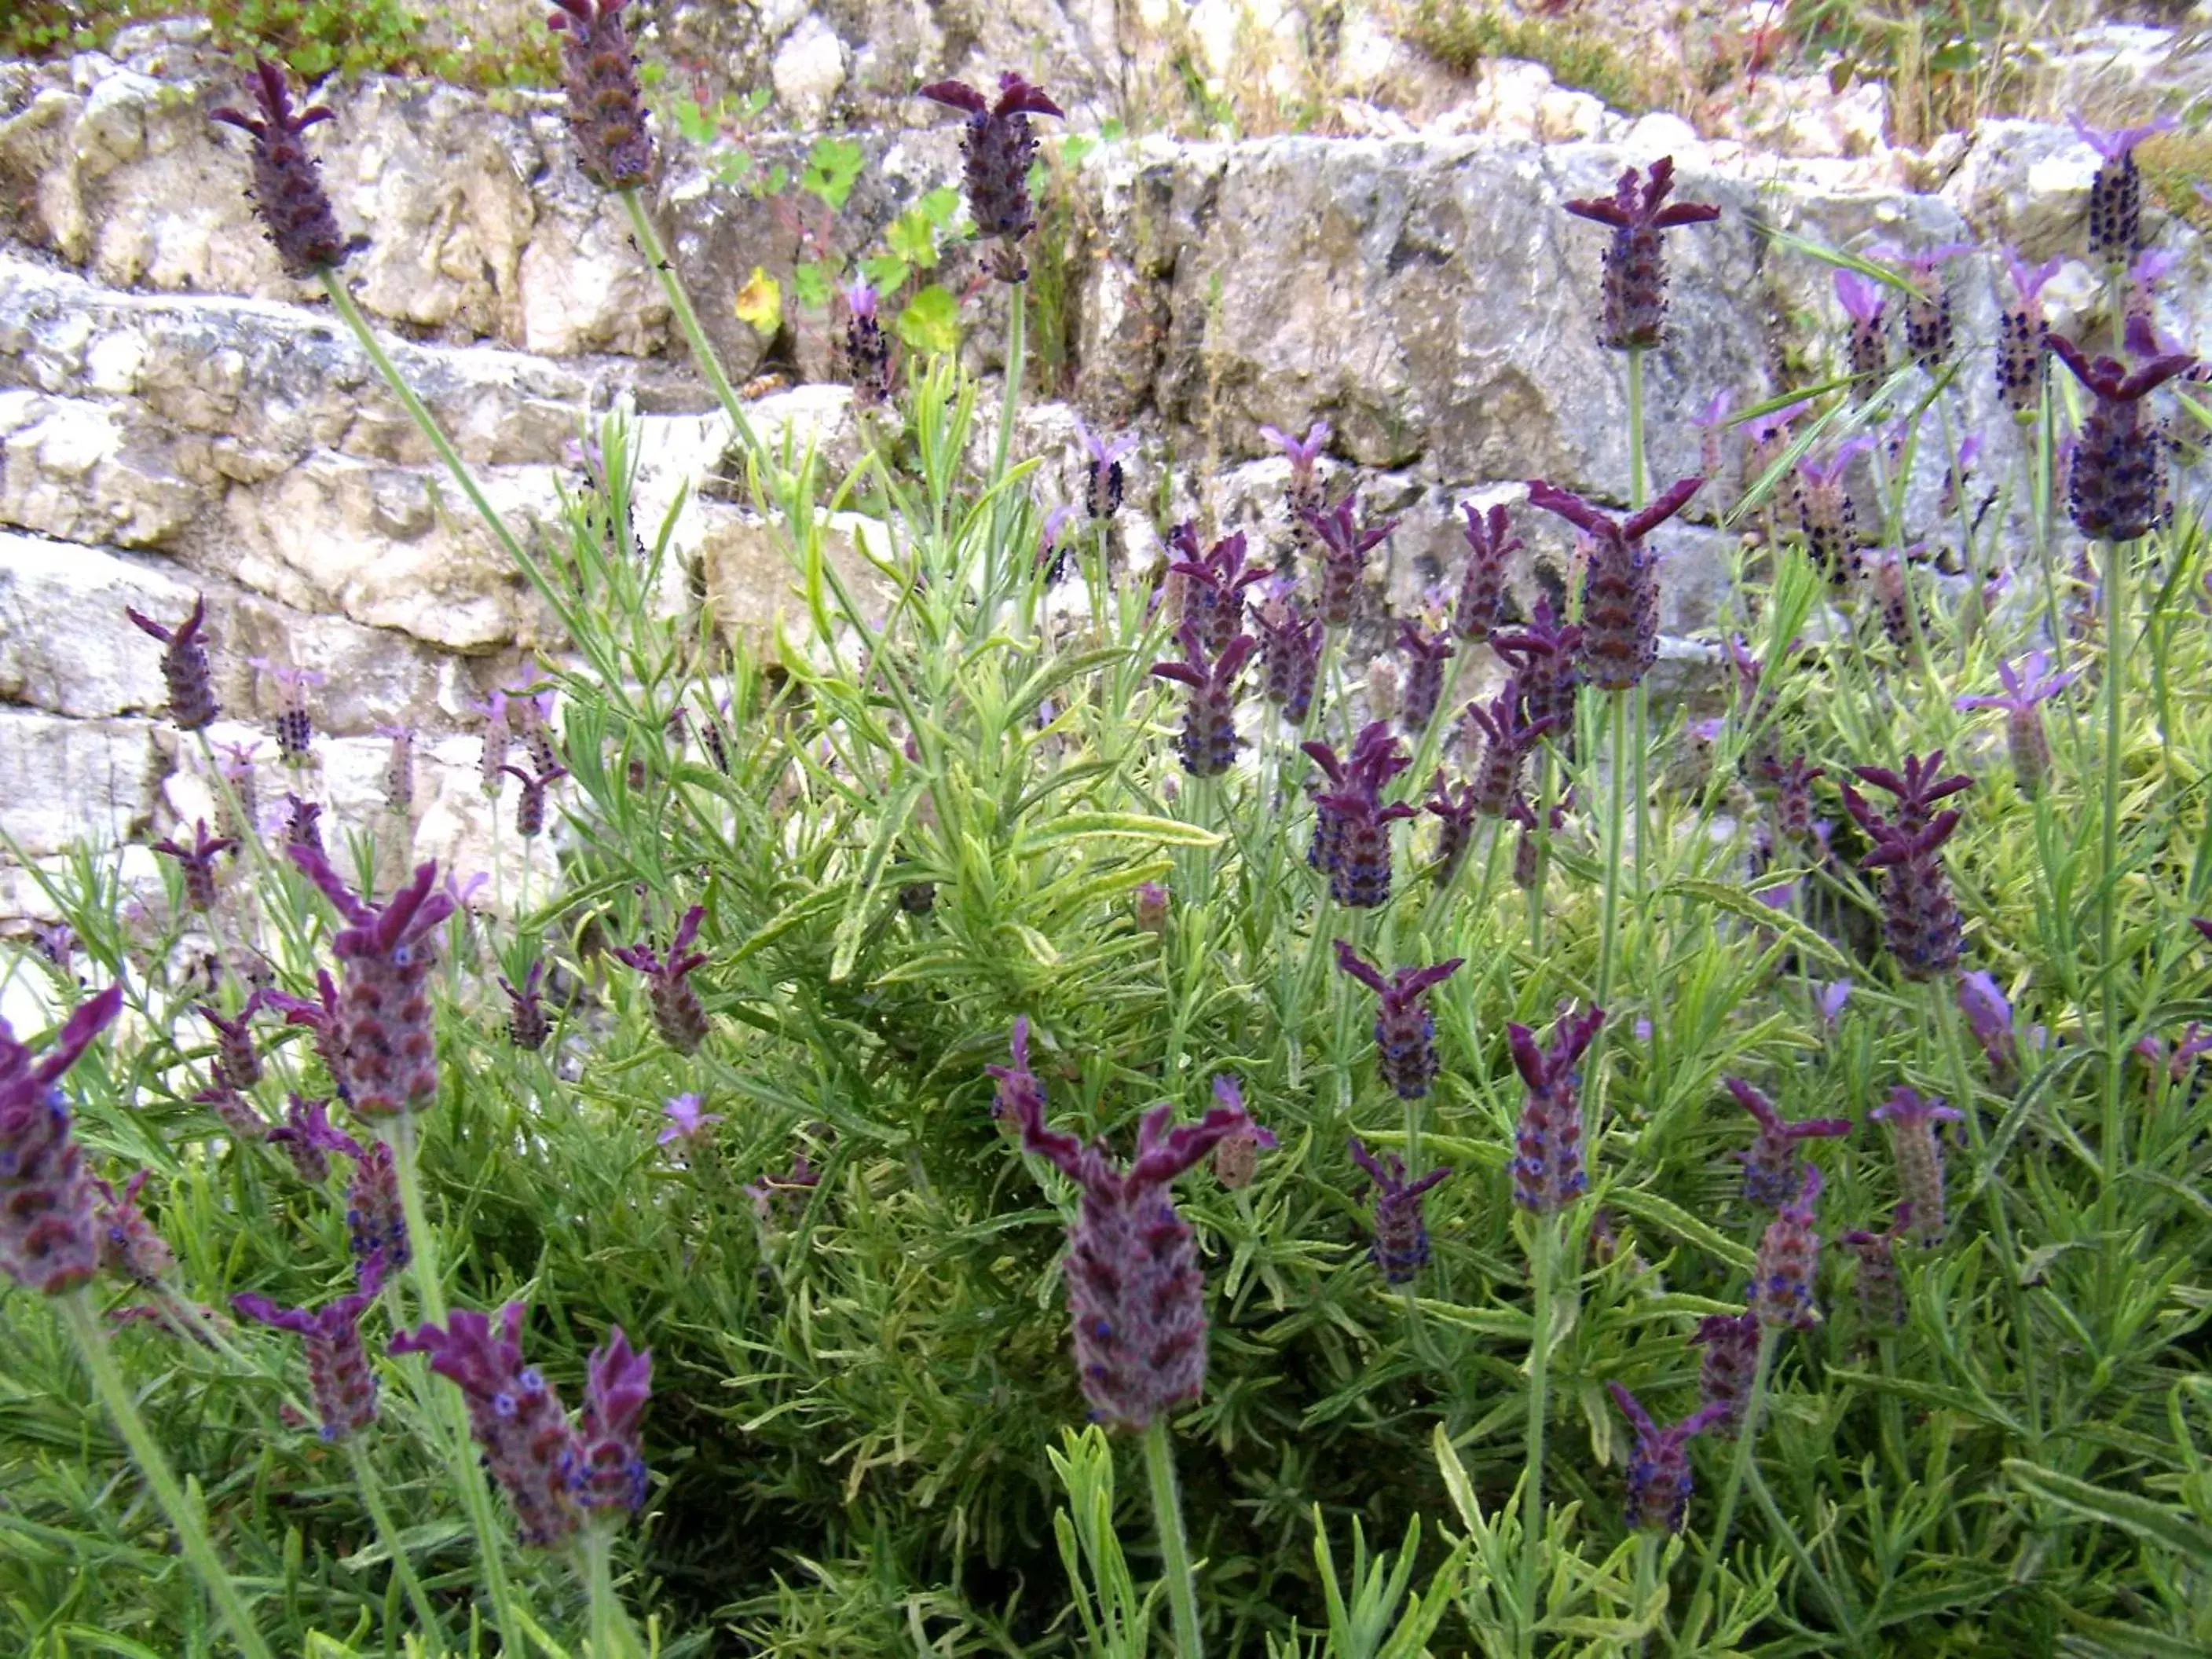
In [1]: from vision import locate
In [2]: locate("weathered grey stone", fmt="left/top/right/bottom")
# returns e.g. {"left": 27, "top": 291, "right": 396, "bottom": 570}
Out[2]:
{"left": 0, "top": 710, "right": 165, "bottom": 858}
{"left": 0, "top": 388, "right": 196, "bottom": 548}
{"left": 0, "top": 533, "right": 190, "bottom": 719}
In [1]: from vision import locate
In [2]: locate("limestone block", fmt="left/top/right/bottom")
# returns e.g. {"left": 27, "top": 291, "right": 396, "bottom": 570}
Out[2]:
{"left": 0, "top": 389, "right": 197, "bottom": 548}
{"left": 0, "top": 710, "right": 165, "bottom": 858}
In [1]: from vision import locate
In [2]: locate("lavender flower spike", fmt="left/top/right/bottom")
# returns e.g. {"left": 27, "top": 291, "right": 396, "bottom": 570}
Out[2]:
{"left": 1335, "top": 943, "right": 1464, "bottom": 1101}
{"left": 1834, "top": 267, "right": 1890, "bottom": 387}
{"left": 841, "top": 279, "right": 892, "bottom": 408}
{"left": 1750, "top": 1165, "right": 1824, "bottom": 1328}
{"left": 921, "top": 74, "right": 1064, "bottom": 282}
{"left": 152, "top": 821, "right": 239, "bottom": 914}
{"left": 569, "top": 1328, "right": 653, "bottom": 1514}
{"left": 2072, "top": 112, "right": 2178, "bottom": 261}
{"left": 125, "top": 595, "right": 218, "bottom": 731}
{"left": 392, "top": 1304, "right": 580, "bottom": 1546}
{"left": 1395, "top": 621, "right": 1454, "bottom": 733}
{"left": 1304, "top": 723, "right": 1417, "bottom": 907}
{"left": 1843, "top": 1206, "right": 1913, "bottom": 1331}
{"left": 1207, "top": 1075, "right": 1280, "bottom": 1190}
{"left": 1868, "top": 1086, "right": 1962, "bottom": 1243}
{"left": 268, "top": 1093, "right": 359, "bottom": 1184}
{"left": 611, "top": 905, "right": 713, "bottom": 1056}
{"left": 1509, "top": 1005, "right": 1604, "bottom": 1214}
{"left": 998, "top": 1056, "right": 1262, "bottom": 1429}
{"left": 657, "top": 1092, "right": 723, "bottom": 1147}
{"left": 1610, "top": 1382, "right": 1732, "bottom": 1532}
{"left": 346, "top": 1141, "right": 410, "bottom": 1271}
{"left": 1998, "top": 249, "right": 2062, "bottom": 417}
{"left": 233, "top": 1258, "right": 386, "bottom": 1441}
{"left": 288, "top": 847, "right": 458, "bottom": 1117}
{"left": 1305, "top": 492, "right": 1399, "bottom": 628}
{"left": 1151, "top": 624, "right": 1256, "bottom": 778}
{"left": 1842, "top": 754, "right": 1972, "bottom": 981}
{"left": 1262, "top": 419, "right": 1333, "bottom": 569}
{"left": 1252, "top": 591, "right": 1324, "bottom": 723}
{"left": 1525, "top": 476, "right": 1705, "bottom": 692}
{"left": 1723, "top": 1078, "right": 1851, "bottom": 1210}
{"left": 210, "top": 60, "right": 350, "bottom": 277}
{"left": 1166, "top": 530, "right": 1269, "bottom": 660}
{"left": 1461, "top": 678, "right": 1561, "bottom": 818}
{"left": 0, "top": 985, "right": 125, "bottom": 1296}
{"left": 546, "top": 0, "right": 654, "bottom": 189}
{"left": 1454, "top": 503, "right": 1520, "bottom": 642}
{"left": 1350, "top": 1137, "right": 1452, "bottom": 1284}
{"left": 1954, "top": 651, "right": 2078, "bottom": 795}
{"left": 1562, "top": 156, "right": 1723, "bottom": 350}
{"left": 1075, "top": 417, "right": 1138, "bottom": 522}
{"left": 2048, "top": 328, "right": 2199, "bottom": 543}
{"left": 1691, "top": 1311, "right": 1761, "bottom": 1437}
{"left": 499, "top": 961, "right": 551, "bottom": 1051}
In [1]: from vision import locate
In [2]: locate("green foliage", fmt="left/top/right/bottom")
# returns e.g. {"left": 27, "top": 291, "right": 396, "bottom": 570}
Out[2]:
{"left": 799, "top": 136, "right": 866, "bottom": 213}
{"left": 893, "top": 284, "right": 960, "bottom": 356}
{"left": 1399, "top": 0, "right": 1658, "bottom": 114}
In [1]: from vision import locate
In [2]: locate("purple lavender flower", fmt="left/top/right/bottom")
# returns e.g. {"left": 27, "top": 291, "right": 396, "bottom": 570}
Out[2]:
{"left": 921, "top": 74, "right": 1065, "bottom": 282}
{"left": 1454, "top": 503, "right": 1520, "bottom": 642}
{"left": 499, "top": 761, "right": 569, "bottom": 840}
{"left": 1505, "top": 793, "right": 1566, "bottom": 892}
{"left": 126, "top": 596, "right": 217, "bottom": 731}
{"left": 1954, "top": 651, "right": 2078, "bottom": 796}
{"left": 1691, "top": 1311, "right": 1762, "bottom": 1437}
{"left": 1877, "top": 243, "right": 1973, "bottom": 372}
{"left": 1253, "top": 592, "right": 1324, "bottom": 723}
{"left": 264, "top": 972, "right": 344, "bottom": 1097}
{"left": 1075, "top": 418, "right": 1137, "bottom": 522}
{"left": 346, "top": 1141, "right": 409, "bottom": 1271}
{"left": 1816, "top": 980, "right": 1853, "bottom": 1031}
{"left": 1207, "top": 1075, "right": 1279, "bottom": 1190}
{"left": 1304, "top": 493, "right": 1398, "bottom": 628}
{"left": 476, "top": 689, "right": 514, "bottom": 795}
{"left": 1509, "top": 1005, "right": 1603, "bottom": 1214}
{"left": 234, "top": 1258, "right": 386, "bottom": 1441}
{"left": 568, "top": 1328, "right": 652, "bottom": 1514}
{"left": 210, "top": 60, "right": 351, "bottom": 276}
{"left": 1037, "top": 504, "right": 1078, "bottom": 583}
{"left": 1262, "top": 420, "right": 1332, "bottom": 570}
{"left": 1304, "top": 723, "right": 1417, "bottom": 907}
{"left": 0, "top": 987, "right": 125, "bottom": 1296}
{"left": 611, "top": 906, "right": 713, "bottom": 1056}
{"left": 392, "top": 1304, "right": 580, "bottom": 1546}
{"left": 1608, "top": 1382, "right": 1731, "bottom": 1532}
{"left": 92, "top": 1168, "right": 174, "bottom": 1288}
{"left": 986, "top": 1017, "right": 1048, "bottom": 1137}
{"left": 1425, "top": 773, "right": 1479, "bottom": 884}
{"left": 1998, "top": 250, "right": 2062, "bottom": 417}
{"left": 2072, "top": 113, "right": 2177, "bottom": 261}
{"left": 1793, "top": 439, "right": 1870, "bottom": 586}
{"left": 1525, "top": 476, "right": 1705, "bottom": 692}
{"left": 1167, "top": 529, "right": 1269, "bottom": 660}
{"left": 1871, "top": 551, "right": 1919, "bottom": 651}
{"left": 197, "top": 992, "right": 266, "bottom": 1093}
{"left": 152, "top": 821, "right": 239, "bottom": 914}
{"left": 1842, "top": 754, "right": 1972, "bottom": 981}
{"left": 288, "top": 848, "right": 458, "bottom": 1117}
{"left": 1724, "top": 1079, "right": 1851, "bottom": 1210}
{"left": 1151, "top": 624, "right": 1255, "bottom": 778}
{"left": 1562, "top": 156, "right": 1723, "bottom": 350}
{"left": 211, "top": 739, "right": 260, "bottom": 842}
{"left": 545, "top": 0, "right": 654, "bottom": 189}
{"left": 2049, "top": 328, "right": 2199, "bottom": 542}
{"left": 841, "top": 279, "right": 892, "bottom": 408}
{"left": 1395, "top": 621, "right": 1454, "bottom": 733}
{"left": 1349, "top": 1137, "right": 1451, "bottom": 1284}
{"left": 499, "top": 961, "right": 551, "bottom": 1051}
{"left": 996, "top": 1053, "right": 1263, "bottom": 1429}
{"left": 1772, "top": 756, "right": 1822, "bottom": 844}
{"left": 284, "top": 793, "right": 324, "bottom": 858}
{"left": 1834, "top": 267, "right": 1890, "bottom": 388}
{"left": 2126, "top": 247, "right": 2177, "bottom": 335}
{"left": 248, "top": 657, "right": 324, "bottom": 765}
{"left": 1133, "top": 881, "right": 1171, "bottom": 936}
{"left": 745, "top": 1149, "right": 821, "bottom": 1229}
{"left": 196, "top": 1084, "right": 270, "bottom": 1141}
{"left": 657, "top": 1092, "right": 723, "bottom": 1146}
{"left": 1750, "top": 1165, "right": 1824, "bottom": 1328}
{"left": 1867, "top": 1087, "right": 1962, "bottom": 1243}
{"left": 1460, "top": 679, "right": 1562, "bottom": 819}
{"left": 1492, "top": 599, "right": 1584, "bottom": 738}
{"left": 1842, "top": 1205, "right": 1913, "bottom": 1331}
{"left": 500, "top": 665, "right": 562, "bottom": 776}
{"left": 1335, "top": 943, "right": 1464, "bottom": 1101}
{"left": 267, "top": 1093, "right": 359, "bottom": 1184}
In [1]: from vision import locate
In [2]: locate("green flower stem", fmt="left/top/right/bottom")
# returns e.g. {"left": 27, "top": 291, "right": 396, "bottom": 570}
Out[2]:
{"left": 1590, "top": 689, "right": 1631, "bottom": 1145}
{"left": 1680, "top": 1324, "right": 1779, "bottom": 1656}
{"left": 61, "top": 1290, "right": 280, "bottom": 1659}
{"left": 1625, "top": 346, "right": 1648, "bottom": 511}
{"left": 1141, "top": 1419, "right": 1204, "bottom": 1658}
{"left": 1518, "top": 1214, "right": 1556, "bottom": 1655}
{"left": 579, "top": 1525, "right": 646, "bottom": 1659}
{"left": 345, "top": 1436, "right": 445, "bottom": 1644}
{"left": 1625, "top": 346, "right": 1651, "bottom": 900}
{"left": 996, "top": 279, "right": 1027, "bottom": 489}
{"left": 616, "top": 188, "right": 761, "bottom": 465}
{"left": 2098, "top": 534, "right": 2133, "bottom": 1240}
{"left": 383, "top": 1115, "right": 529, "bottom": 1645}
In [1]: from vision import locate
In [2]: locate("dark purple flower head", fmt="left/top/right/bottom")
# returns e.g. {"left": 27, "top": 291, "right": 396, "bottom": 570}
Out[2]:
{"left": 126, "top": 596, "right": 218, "bottom": 731}
{"left": 0, "top": 986, "right": 124, "bottom": 1296}
{"left": 1563, "top": 156, "right": 1722, "bottom": 350}
{"left": 1075, "top": 417, "right": 1137, "bottom": 520}
{"left": 1167, "top": 530, "right": 1269, "bottom": 659}
{"left": 1845, "top": 751, "right": 1972, "bottom": 836}
{"left": 1394, "top": 620, "right": 1454, "bottom": 733}
{"left": 1842, "top": 1205, "right": 1913, "bottom": 1331}
{"left": 1252, "top": 594, "right": 1324, "bottom": 723}
{"left": 290, "top": 848, "right": 457, "bottom": 1117}
{"left": 1868, "top": 242, "right": 1973, "bottom": 372}
{"left": 568, "top": 1327, "right": 652, "bottom": 1514}
{"left": 233, "top": 1257, "right": 386, "bottom": 1441}
{"left": 152, "top": 820, "right": 239, "bottom": 914}
{"left": 1509, "top": 1005, "right": 1603, "bottom": 1214}
{"left": 1425, "top": 772, "right": 1480, "bottom": 882}
{"left": 249, "top": 657, "right": 324, "bottom": 764}
{"left": 1724, "top": 1079, "right": 1851, "bottom": 1210}
{"left": 1349, "top": 1137, "right": 1451, "bottom": 1284}
{"left": 611, "top": 905, "right": 712, "bottom": 1055}
{"left": 545, "top": 0, "right": 654, "bottom": 188}
{"left": 1492, "top": 599, "right": 1584, "bottom": 737}
{"left": 2073, "top": 113, "right": 2177, "bottom": 260}
{"left": 2049, "top": 328, "right": 2199, "bottom": 541}
{"left": 1304, "top": 492, "right": 1398, "bottom": 628}
{"left": 1304, "top": 722, "right": 1417, "bottom": 906}
{"left": 267, "top": 1093, "right": 360, "bottom": 1184}
{"left": 1460, "top": 678, "right": 1562, "bottom": 819}
{"left": 1843, "top": 756, "right": 1969, "bottom": 980}
{"left": 96, "top": 1174, "right": 177, "bottom": 1291}
{"left": 498, "top": 761, "right": 569, "bottom": 840}
{"left": 1335, "top": 943, "right": 1463, "bottom": 1100}
{"left": 1691, "top": 1311, "right": 1762, "bottom": 1437}
{"left": 1609, "top": 1382, "right": 1732, "bottom": 1532}
{"left": 1751, "top": 1165, "right": 1824, "bottom": 1328}
{"left": 1526, "top": 476, "right": 1703, "bottom": 692}
{"left": 922, "top": 73, "right": 1064, "bottom": 280}
{"left": 283, "top": 793, "right": 324, "bottom": 859}
{"left": 197, "top": 991, "right": 267, "bottom": 1099}
{"left": 1261, "top": 419, "right": 1331, "bottom": 474}
{"left": 1868, "top": 1086, "right": 1962, "bottom": 1243}
{"left": 1454, "top": 503, "right": 1520, "bottom": 642}
{"left": 841, "top": 279, "right": 892, "bottom": 408}
{"left": 210, "top": 60, "right": 350, "bottom": 276}
{"left": 1833, "top": 266, "right": 1886, "bottom": 324}
{"left": 346, "top": 1141, "right": 409, "bottom": 1272}
{"left": 998, "top": 1057, "right": 1262, "bottom": 1429}
{"left": 987, "top": 1017, "right": 1049, "bottom": 1137}
{"left": 392, "top": 1304, "right": 580, "bottom": 1546}
{"left": 1151, "top": 624, "right": 1255, "bottom": 778}
{"left": 499, "top": 961, "right": 551, "bottom": 1051}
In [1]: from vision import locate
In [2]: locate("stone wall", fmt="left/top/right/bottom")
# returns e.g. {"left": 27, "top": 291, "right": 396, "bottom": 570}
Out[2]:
{"left": 1, "top": 13, "right": 2206, "bottom": 925}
